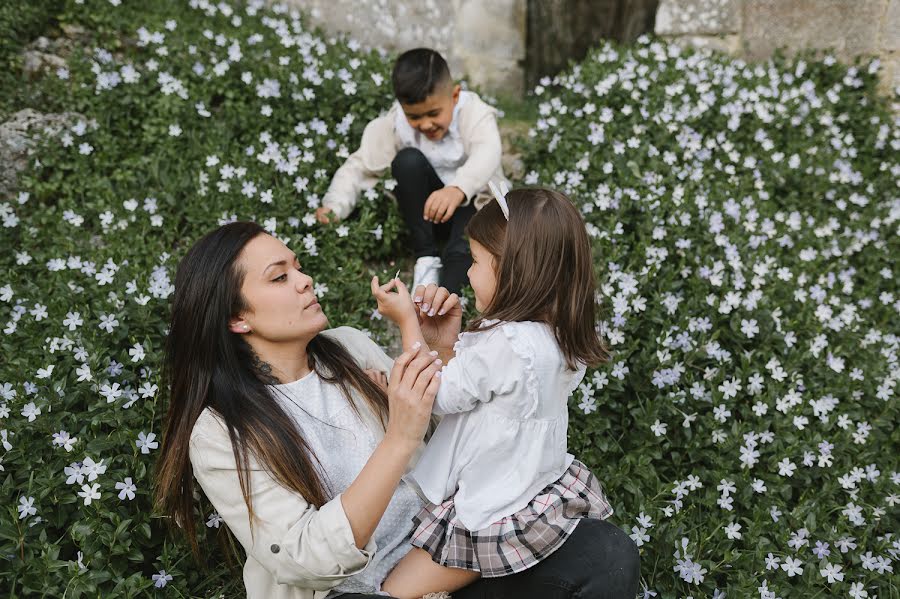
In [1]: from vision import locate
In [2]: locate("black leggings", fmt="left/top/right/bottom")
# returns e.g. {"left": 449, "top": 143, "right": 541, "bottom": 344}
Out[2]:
{"left": 339, "top": 518, "right": 640, "bottom": 599}
{"left": 391, "top": 147, "right": 476, "bottom": 295}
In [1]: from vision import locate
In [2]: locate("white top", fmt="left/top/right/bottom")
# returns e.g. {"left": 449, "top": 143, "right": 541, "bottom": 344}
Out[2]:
{"left": 406, "top": 321, "right": 586, "bottom": 531}
{"left": 270, "top": 371, "right": 424, "bottom": 596}
{"left": 393, "top": 90, "right": 471, "bottom": 184}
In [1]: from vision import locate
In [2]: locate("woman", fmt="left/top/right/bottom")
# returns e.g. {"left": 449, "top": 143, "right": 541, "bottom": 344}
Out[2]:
{"left": 155, "top": 222, "right": 639, "bottom": 599}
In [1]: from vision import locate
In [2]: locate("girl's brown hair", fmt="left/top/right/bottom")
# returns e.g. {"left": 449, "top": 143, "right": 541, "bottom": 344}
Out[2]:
{"left": 466, "top": 187, "right": 610, "bottom": 369}
{"left": 154, "top": 222, "right": 389, "bottom": 560}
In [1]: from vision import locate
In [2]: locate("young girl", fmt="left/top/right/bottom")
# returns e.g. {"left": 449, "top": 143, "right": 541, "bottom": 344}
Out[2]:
{"left": 371, "top": 185, "right": 614, "bottom": 599}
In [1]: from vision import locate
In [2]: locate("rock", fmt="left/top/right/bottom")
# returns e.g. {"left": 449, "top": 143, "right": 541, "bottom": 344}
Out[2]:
{"left": 452, "top": 0, "right": 527, "bottom": 95}
{"left": 22, "top": 50, "right": 67, "bottom": 76}
{"left": 655, "top": 0, "right": 741, "bottom": 36}
{"left": 0, "top": 109, "right": 85, "bottom": 198}
{"left": 663, "top": 33, "right": 742, "bottom": 54}
{"left": 742, "top": 0, "right": 886, "bottom": 61}
{"left": 883, "top": 0, "right": 899, "bottom": 53}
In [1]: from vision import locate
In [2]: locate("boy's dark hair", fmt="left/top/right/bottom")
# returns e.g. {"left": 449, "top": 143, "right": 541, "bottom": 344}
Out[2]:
{"left": 392, "top": 48, "right": 452, "bottom": 105}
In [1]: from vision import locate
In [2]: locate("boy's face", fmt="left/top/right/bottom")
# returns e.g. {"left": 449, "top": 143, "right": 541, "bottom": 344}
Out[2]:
{"left": 400, "top": 83, "right": 461, "bottom": 142}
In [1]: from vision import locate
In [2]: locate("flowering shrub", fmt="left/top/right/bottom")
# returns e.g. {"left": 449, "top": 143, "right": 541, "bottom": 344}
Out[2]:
{"left": 1, "top": 1, "right": 898, "bottom": 598}
{"left": 2, "top": 0, "right": 404, "bottom": 596}
{"left": 520, "top": 39, "right": 899, "bottom": 598}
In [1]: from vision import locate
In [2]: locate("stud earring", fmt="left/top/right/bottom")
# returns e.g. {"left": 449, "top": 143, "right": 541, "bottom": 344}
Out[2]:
{"left": 243, "top": 325, "right": 250, "bottom": 331}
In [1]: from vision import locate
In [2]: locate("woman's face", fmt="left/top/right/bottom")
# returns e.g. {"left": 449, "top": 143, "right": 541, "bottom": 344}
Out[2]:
{"left": 230, "top": 234, "right": 328, "bottom": 342}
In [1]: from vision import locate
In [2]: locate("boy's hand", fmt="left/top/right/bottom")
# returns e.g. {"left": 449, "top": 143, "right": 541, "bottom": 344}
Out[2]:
{"left": 371, "top": 276, "right": 418, "bottom": 326}
{"left": 423, "top": 186, "right": 465, "bottom": 223}
{"left": 316, "top": 206, "right": 336, "bottom": 224}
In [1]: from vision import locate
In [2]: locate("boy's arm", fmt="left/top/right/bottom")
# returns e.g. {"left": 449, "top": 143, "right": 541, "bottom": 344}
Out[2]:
{"left": 322, "top": 114, "right": 396, "bottom": 220}
{"left": 446, "top": 109, "right": 503, "bottom": 201}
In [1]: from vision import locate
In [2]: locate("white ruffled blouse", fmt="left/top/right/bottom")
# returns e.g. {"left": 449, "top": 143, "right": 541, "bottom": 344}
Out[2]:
{"left": 406, "top": 320, "right": 586, "bottom": 532}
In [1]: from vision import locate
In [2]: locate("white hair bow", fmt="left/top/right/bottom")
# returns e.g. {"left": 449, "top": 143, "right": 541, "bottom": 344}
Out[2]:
{"left": 488, "top": 180, "right": 510, "bottom": 220}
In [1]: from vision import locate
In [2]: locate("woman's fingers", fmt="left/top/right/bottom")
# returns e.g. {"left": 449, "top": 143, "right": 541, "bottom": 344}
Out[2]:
{"left": 401, "top": 350, "right": 440, "bottom": 389}
{"left": 423, "top": 368, "right": 441, "bottom": 404}
{"left": 370, "top": 275, "right": 384, "bottom": 298}
{"left": 390, "top": 342, "right": 422, "bottom": 385}
{"left": 412, "top": 284, "right": 427, "bottom": 304}
{"left": 412, "top": 355, "right": 442, "bottom": 394}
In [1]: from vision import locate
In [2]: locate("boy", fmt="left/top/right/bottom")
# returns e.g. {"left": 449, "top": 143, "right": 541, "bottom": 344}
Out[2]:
{"left": 317, "top": 48, "right": 508, "bottom": 294}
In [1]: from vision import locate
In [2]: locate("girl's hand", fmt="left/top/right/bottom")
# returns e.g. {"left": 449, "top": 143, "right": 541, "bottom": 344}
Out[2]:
{"left": 384, "top": 343, "right": 442, "bottom": 449}
{"left": 315, "top": 206, "right": 335, "bottom": 224}
{"left": 371, "top": 276, "right": 418, "bottom": 326}
{"left": 413, "top": 284, "right": 462, "bottom": 350}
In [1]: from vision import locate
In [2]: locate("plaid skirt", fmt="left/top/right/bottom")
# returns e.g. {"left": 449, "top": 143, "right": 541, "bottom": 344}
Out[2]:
{"left": 409, "top": 459, "right": 613, "bottom": 578}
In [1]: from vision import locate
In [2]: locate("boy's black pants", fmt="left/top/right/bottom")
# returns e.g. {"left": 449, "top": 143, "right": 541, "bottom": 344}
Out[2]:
{"left": 391, "top": 147, "right": 475, "bottom": 295}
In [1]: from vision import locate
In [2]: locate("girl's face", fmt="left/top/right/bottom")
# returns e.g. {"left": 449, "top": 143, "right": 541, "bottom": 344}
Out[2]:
{"left": 230, "top": 234, "right": 328, "bottom": 342}
{"left": 467, "top": 239, "right": 498, "bottom": 313}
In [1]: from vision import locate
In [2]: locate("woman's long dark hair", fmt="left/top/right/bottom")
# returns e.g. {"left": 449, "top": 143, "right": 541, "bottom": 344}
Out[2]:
{"left": 466, "top": 187, "right": 610, "bottom": 369}
{"left": 154, "top": 222, "right": 389, "bottom": 559}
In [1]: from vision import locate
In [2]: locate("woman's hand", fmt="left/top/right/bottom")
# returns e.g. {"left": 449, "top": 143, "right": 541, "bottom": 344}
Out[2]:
{"left": 383, "top": 343, "right": 442, "bottom": 450}
{"left": 363, "top": 368, "right": 388, "bottom": 392}
{"left": 371, "top": 276, "right": 418, "bottom": 327}
{"left": 413, "top": 284, "right": 462, "bottom": 351}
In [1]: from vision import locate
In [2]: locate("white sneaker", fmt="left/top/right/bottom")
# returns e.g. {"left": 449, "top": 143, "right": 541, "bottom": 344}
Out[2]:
{"left": 413, "top": 256, "right": 442, "bottom": 290}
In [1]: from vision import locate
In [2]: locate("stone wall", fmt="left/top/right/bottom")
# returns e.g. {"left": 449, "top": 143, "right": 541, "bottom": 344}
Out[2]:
{"left": 288, "top": 0, "right": 527, "bottom": 95}
{"left": 284, "top": 0, "right": 898, "bottom": 99}
{"left": 656, "top": 0, "right": 900, "bottom": 96}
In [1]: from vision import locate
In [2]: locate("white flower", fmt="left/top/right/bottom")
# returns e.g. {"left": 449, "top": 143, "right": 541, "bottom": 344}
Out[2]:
{"left": 818, "top": 561, "right": 843, "bottom": 583}
{"left": 781, "top": 556, "right": 803, "bottom": 577}
{"left": 740, "top": 318, "right": 759, "bottom": 338}
{"left": 35, "top": 365, "right": 54, "bottom": 379}
{"left": 21, "top": 402, "right": 41, "bottom": 422}
{"left": 650, "top": 420, "right": 667, "bottom": 437}
{"left": 136, "top": 431, "right": 158, "bottom": 454}
{"left": 99, "top": 382, "right": 122, "bottom": 403}
{"left": 62, "top": 311, "right": 84, "bottom": 331}
{"left": 128, "top": 342, "right": 145, "bottom": 362}
{"left": 98, "top": 313, "right": 119, "bottom": 332}
{"left": 78, "top": 483, "right": 101, "bottom": 505}
{"left": 578, "top": 395, "right": 597, "bottom": 414}
{"left": 17, "top": 496, "right": 36, "bottom": 519}
{"left": 723, "top": 521, "right": 742, "bottom": 540}
{"left": 52, "top": 430, "right": 78, "bottom": 452}
{"left": 115, "top": 477, "right": 136, "bottom": 500}
{"left": 777, "top": 458, "right": 796, "bottom": 477}
{"left": 206, "top": 512, "right": 224, "bottom": 528}
{"left": 630, "top": 526, "right": 649, "bottom": 546}
{"left": 81, "top": 456, "right": 107, "bottom": 481}
{"left": 64, "top": 462, "right": 84, "bottom": 485}
{"left": 138, "top": 382, "right": 158, "bottom": 398}
{"left": 152, "top": 570, "right": 173, "bottom": 588}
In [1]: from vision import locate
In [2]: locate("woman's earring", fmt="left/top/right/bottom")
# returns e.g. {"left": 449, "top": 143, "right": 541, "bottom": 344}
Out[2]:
{"left": 242, "top": 325, "right": 250, "bottom": 331}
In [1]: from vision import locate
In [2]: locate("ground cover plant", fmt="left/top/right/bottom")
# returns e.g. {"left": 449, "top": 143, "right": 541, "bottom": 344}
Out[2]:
{"left": 520, "top": 39, "right": 899, "bottom": 598}
{"left": 1, "top": 0, "right": 898, "bottom": 597}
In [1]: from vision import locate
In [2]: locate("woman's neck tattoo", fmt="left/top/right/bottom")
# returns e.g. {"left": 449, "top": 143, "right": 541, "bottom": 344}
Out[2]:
{"left": 251, "top": 352, "right": 281, "bottom": 385}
